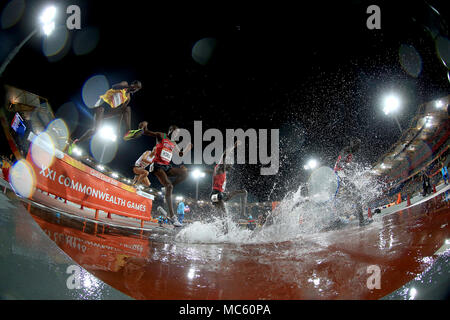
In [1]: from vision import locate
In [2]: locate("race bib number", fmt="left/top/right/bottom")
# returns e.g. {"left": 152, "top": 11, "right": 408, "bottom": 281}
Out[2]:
{"left": 161, "top": 149, "right": 173, "bottom": 162}
{"left": 112, "top": 92, "right": 125, "bottom": 108}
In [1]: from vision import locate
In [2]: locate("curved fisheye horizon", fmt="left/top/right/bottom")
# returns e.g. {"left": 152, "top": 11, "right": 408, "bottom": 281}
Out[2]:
{"left": 0, "top": 0, "right": 449, "bottom": 308}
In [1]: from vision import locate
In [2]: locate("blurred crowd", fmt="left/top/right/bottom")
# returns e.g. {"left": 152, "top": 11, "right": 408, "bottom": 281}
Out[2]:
{"left": 0, "top": 154, "right": 14, "bottom": 181}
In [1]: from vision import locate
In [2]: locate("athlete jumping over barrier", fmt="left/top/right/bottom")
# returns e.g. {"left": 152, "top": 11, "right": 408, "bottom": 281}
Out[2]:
{"left": 68, "top": 80, "right": 143, "bottom": 154}
{"left": 140, "top": 122, "right": 192, "bottom": 227}
{"left": 334, "top": 138, "right": 372, "bottom": 227}
{"left": 207, "top": 141, "right": 248, "bottom": 221}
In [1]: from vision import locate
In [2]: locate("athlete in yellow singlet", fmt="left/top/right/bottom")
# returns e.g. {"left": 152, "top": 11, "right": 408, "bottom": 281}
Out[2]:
{"left": 68, "top": 80, "right": 142, "bottom": 154}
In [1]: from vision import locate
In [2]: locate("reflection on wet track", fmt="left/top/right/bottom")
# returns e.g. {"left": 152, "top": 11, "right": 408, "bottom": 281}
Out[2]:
{"left": 9, "top": 188, "right": 448, "bottom": 300}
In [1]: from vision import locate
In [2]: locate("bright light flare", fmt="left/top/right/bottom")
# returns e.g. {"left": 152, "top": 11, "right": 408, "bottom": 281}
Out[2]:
{"left": 192, "top": 169, "right": 205, "bottom": 179}
{"left": 383, "top": 95, "right": 401, "bottom": 115}
{"left": 409, "top": 288, "right": 417, "bottom": 300}
{"left": 30, "top": 132, "right": 56, "bottom": 169}
{"left": 40, "top": 6, "right": 56, "bottom": 24}
{"left": 425, "top": 116, "right": 433, "bottom": 128}
{"left": 72, "top": 147, "right": 82, "bottom": 156}
{"left": 304, "top": 159, "right": 318, "bottom": 170}
{"left": 99, "top": 126, "right": 117, "bottom": 142}
{"left": 435, "top": 100, "right": 444, "bottom": 109}
{"left": 42, "top": 21, "right": 55, "bottom": 35}
{"left": 40, "top": 6, "right": 56, "bottom": 36}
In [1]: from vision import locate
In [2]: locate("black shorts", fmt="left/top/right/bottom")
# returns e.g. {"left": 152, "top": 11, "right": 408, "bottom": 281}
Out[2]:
{"left": 153, "top": 162, "right": 172, "bottom": 173}
{"left": 210, "top": 189, "right": 227, "bottom": 203}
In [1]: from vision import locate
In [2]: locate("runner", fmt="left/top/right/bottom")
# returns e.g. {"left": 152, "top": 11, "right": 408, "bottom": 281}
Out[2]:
{"left": 68, "top": 80, "right": 143, "bottom": 154}
{"left": 334, "top": 138, "right": 372, "bottom": 226}
{"left": 140, "top": 123, "right": 192, "bottom": 227}
{"left": 131, "top": 147, "right": 155, "bottom": 187}
{"left": 209, "top": 141, "right": 248, "bottom": 219}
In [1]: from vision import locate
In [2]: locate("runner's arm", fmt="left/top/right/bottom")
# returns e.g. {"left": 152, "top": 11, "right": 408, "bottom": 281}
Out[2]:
{"left": 141, "top": 126, "right": 164, "bottom": 140}
{"left": 218, "top": 140, "right": 241, "bottom": 170}
{"left": 111, "top": 81, "right": 129, "bottom": 90}
{"left": 176, "top": 143, "right": 193, "bottom": 156}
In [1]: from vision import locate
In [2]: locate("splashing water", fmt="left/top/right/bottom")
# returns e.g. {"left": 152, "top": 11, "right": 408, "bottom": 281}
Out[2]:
{"left": 176, "top": 162, "right": 385, "bottom": 245}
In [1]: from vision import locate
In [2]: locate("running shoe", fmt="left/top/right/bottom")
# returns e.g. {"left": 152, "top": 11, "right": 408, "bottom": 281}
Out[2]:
{"left": 166, "top": 216, "right": 183, "bottom": 227}
{"left": 123, "top": 128, "right": 144, "bottom": 141}
{"left": 173, "top": 220, "right": 183, "bottom": 227}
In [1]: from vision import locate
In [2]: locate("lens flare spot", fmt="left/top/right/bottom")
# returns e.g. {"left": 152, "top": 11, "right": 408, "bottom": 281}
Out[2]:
{"left": 0, "top": 0, "right": 25, "bottom": 29}
{"left": 435, "top": 36, "right": 450, "bottom": 68}
{"left": 73, "top": 26, "right": 100, "bottom": 56}
{"left": 42, "top": 25, "right": 70, "bottom": 57}
{"left": 399, "top": 44, "right": 422, "bottom": 78}
{"left": 45, "top": 118, "right": 69, "bottom": 151}
{"left": 55, "top": 102, "right": 79, "bottom": 134}
{"left": 82, "top": 75, "right": 110, "bottom": 108}
{"left": 90, "top": 130, "right": 118, "bottom": 164}
{"left": 30, "top": 132, "right": 56, "bottom": 169}
{"left": 9, "top": 159, "right": 36, "bottom": 198}
{"left": 192, "top": 37, "right": 217, "bottom": 66}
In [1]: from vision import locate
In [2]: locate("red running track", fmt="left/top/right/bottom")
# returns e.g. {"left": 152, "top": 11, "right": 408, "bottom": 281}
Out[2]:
{"left": 24, "top": 190, "right": 450, "bottom": 300}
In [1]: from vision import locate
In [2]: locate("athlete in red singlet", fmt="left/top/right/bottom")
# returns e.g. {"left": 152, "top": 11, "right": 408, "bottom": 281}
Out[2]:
{"left": 140, "top": 123, "right": 190, "bottom": 227}
{"left": 209, "top": 141, "right": 247, "bottom": 219}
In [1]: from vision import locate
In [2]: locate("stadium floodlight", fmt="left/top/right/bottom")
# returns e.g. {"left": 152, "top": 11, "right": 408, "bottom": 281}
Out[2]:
{"left": 383, "top": 95, "right": 401, "bottom": 115}
{"left": 382, "top": 93, "right": 403, "bottom": 133}
{"left": 192, "top": 169, "right": 206, "bottom": 179}
{"left": 111, "top": 172, "right": 119, "bottom": 178}
{"left": 99, "top": 125, "right": 117, "bottom": 142}
{"left": 304, "top": 159, "right": 318, "bottom": 170}
{"left": 191, "top": 169, "right": 206, "bottom": 201}
{"left": 42, "top": 22, "right": 55, "bottom": 36}
{"left": 97, "top": 164, "right": 104, "bottom": 171}
{"left": 435, "top": 100, "right": 444, "bottom": 109}
{"left": 40, "top": 6, "right": 57, "bottom": 36}
{"left": 39, "top": 6, "right": 57, "bottom": 25}
{"left": 0, "top": 6, "right": 58, "bottom": 76}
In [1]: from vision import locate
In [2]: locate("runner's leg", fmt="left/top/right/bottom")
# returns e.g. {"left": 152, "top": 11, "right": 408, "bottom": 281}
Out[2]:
{"left": 123, "top": 106, "right": 131, "bottom": 133}
{"left": 133, "top": 167, "right": 149, "bottom": 185}
{"left": 154, "top": 168, "right": 175, "bottom": 219}
{"left": 142, "top": 176, "right": 150, "bottom": 187}
{"left": 77, "top": 106, "right": 105, "bottom": 143}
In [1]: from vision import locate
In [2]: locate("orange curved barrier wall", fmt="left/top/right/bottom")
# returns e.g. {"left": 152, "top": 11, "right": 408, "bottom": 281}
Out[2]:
{"left": 26, "top": 146, "right": 152, "bottom": 221}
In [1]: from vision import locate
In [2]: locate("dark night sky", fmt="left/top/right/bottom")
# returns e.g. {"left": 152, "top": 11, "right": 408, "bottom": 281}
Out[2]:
{"left": 0, "top": 0, "right": 448, "bottom": 201}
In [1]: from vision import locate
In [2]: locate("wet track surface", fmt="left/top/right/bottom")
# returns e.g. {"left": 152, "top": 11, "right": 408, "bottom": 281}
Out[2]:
{"left": 1, "top": 185, "right": 449, "bottom": 300}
